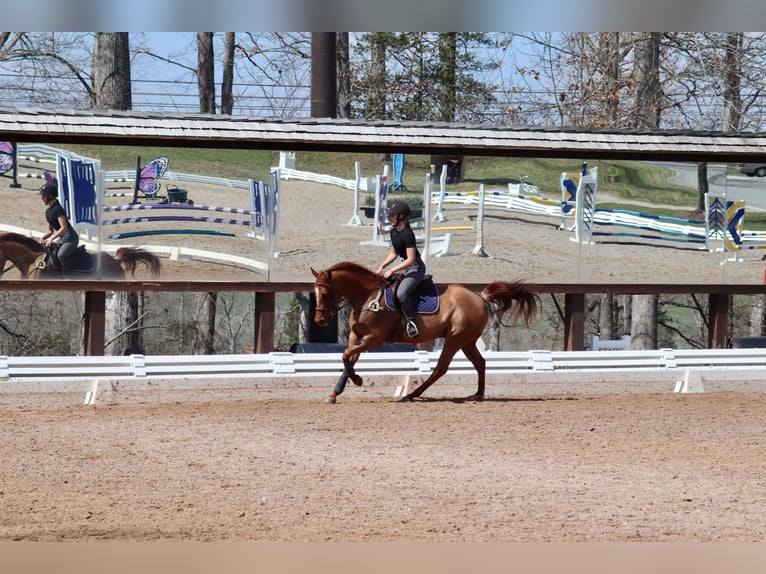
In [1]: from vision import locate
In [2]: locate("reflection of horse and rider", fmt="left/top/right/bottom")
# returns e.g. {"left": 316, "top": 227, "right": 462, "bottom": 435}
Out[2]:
{"left": 0, "top": 182, "right": 162, "bottom": 280}
{"left": 39, "top": 182, "right": 79, "bottom": 277}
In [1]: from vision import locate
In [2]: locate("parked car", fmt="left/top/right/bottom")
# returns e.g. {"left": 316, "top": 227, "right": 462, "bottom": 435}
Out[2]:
{"left": 734, "top": 162, "right": 766, "bottom": 177}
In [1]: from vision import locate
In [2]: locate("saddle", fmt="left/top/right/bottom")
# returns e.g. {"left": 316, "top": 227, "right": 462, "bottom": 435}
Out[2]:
{"left": 383, "top": 274, "right": 440, "bottom": 315}
{"left": 39, "top": 244, "right": 94, "bottom": 273}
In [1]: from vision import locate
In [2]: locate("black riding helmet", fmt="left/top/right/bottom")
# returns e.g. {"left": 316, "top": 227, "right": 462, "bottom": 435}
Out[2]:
{"left": 387, "top": 200, "right": 410, "bottom": 217}
{"left": 39, "top": 183, "right": 58, "bottom": 197}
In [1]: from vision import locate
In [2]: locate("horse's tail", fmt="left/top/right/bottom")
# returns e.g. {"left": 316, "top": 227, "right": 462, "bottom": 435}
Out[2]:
{"left": 114, "top": 247, "right": 162, "bottom": 277}
{"left": 480, "top": 280, "right": 540, "bottom": 327}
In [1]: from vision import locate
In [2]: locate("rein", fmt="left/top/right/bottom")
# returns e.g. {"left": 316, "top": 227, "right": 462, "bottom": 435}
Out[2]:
{"left": 314, "top": 273, "right": 390, "bottom": 316}
{"left": 0, "top": 247, "right": 45, "bottom": 276}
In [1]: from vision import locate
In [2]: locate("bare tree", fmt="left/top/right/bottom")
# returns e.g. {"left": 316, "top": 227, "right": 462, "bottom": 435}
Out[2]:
{"left": 221, "top": 32, "right": 235, "bottom": 115}
{"left": 336, "top": 32, "right": 351, "bottom": 118}
{"left": 197, "top": 32, "right": 216, "bottom": 113}
{"left": 367, "top": 33, "right": 388, "bottom": 119}
{"left": 92, "top": 32, "right": 131, "bottom": 110}
{"left": 193, "top": 292, "right": 217, "bottom": 354}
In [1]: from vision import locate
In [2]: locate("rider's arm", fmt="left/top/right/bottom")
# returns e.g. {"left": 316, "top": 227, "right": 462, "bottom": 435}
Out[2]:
{"left": 43, "top": 216, "right": 69, "bottom": 246}
{"left": 41, "top": 222, "right": 54, "bottom": 242}
{"left": 376, "top": 246, "right": 398, "bottom": 274}
{"left": 387, "top": 246, "right": 417, "bottom": 274}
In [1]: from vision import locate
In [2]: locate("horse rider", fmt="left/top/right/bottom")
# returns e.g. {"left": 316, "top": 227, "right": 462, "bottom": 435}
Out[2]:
{"left": 39, "top": 182, "right": 80, "bottom": 277}
{"left": 376, "top": 200, "right": 426, "bottom": 338}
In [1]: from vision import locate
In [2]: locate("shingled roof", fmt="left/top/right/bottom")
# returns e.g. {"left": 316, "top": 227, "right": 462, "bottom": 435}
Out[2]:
{"left": 1, "top": 106, "right": 766, "bottom": 163}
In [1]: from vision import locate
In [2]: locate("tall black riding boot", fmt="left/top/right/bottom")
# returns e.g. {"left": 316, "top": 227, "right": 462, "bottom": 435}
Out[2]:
{"left": 400, "top": 296, "right": 419, "bottom": 338}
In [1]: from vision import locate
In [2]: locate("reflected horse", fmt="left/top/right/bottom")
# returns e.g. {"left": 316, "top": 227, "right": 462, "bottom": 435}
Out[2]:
{"left": 0, "top": 231, "right": 162, "bottom": 279}
{"left": 312, "top": 261, "right": 540, "bottom": 402}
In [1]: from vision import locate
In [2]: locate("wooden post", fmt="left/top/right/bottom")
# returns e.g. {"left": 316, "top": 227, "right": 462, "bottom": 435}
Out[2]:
{"left": 708, "top": 293, "right": 729, "bottom": 349}
{"left": 83, "top": 291, "right": 105, "bottom": 356}
{"left": 564, "top": 293, "right": 585, "bottom": 351}
{"left": 255, "top": 292, "right": 276, "bottom": 353}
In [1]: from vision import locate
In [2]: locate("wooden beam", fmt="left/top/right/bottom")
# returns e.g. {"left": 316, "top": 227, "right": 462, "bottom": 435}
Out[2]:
{"left": 83, "top": 291, "right": 105, "bottom": 356}
{"left": 255, "top": 292, "right": 276, "bottom": 354}
{"left": 564, "top": 293, "right": 585, "bottom": 351}
{"left": 708, "top": 293, "right": 729, "bottom": 349}
{"left": 2, "top": 281, "right": 766, "bottom": 296}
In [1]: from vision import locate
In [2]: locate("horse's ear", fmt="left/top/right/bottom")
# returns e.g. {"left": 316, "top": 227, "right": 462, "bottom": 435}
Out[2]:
{"left": 311, "top": 267, "right": 319, "bottom": 278}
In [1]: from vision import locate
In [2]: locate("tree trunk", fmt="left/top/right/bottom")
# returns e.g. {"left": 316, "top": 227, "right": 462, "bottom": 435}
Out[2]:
{"left": 631, "top": 294, "right": 659, "bottom": 349}
{"left": 296, "top": 293, "right": 311, "bottom": 344}
{"left": 598, "top": 32, "right": 621, "bottom": 123}
{"left": 197, "top": 32, "right": 216, "bottom": 114}
{"left": 623, "top": 295, "right": 632, "bottom": 335}
{"left": 722, "top": 32, "right": 743, "bottom": 131}
{"left": 487, "top": 314, "right": 500, "bottom": 351}
{"left": 336, "top": 32, "right": 351, "bottom": 119}
{"left": 632, "top": 32, "right": 661, "bottom": 128}
{"left": 193, "top": 292, "right": 217, "bottom": 354}
{"left": 437, "top": 32, "right": 457, "bottom": 122}
{"left": 599, "top": 293, "right": 615, "bottom": 339}
{"left": 221, "top": 32, "right": 235, "bottom": 115}
{"left": 368, "top": 33, "right": 387, "bottom": 119}
{"left": 92, "top": 32, "right": 131, "bottom": 110}
{"left": 104, "top": 291, "right": 140, "bottom": 355}
{"left": 749, "top": 295, "right": 766, "bottom": 337}
{"left": 337, "top": 304, "right": 351, "bottom": 344}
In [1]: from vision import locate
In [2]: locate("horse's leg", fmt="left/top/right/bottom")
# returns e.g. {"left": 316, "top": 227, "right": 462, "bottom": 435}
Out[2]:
{"left": 401, "top": 337, "right": 461, "bottom": 402}
{"left": 326, "top": 313, "right": 395, "bottom": 403}
{"left": 341, "top": 317, "right": 392, "bottom": 386}
{"left": 460, "top": 341, "right": 486, "bottom": 401}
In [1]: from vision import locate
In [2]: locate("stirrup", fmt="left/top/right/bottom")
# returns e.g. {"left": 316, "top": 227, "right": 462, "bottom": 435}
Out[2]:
{"left": 406, "top": 320, "right": 419, "bottom": 338}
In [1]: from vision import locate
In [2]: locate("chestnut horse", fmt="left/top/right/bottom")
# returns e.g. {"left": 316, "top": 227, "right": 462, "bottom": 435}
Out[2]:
{"left": 312, "top": 261, "right": 540, "bottom": 402}
{"left": 0, "top": 231, "right": 162, "bottom": 279}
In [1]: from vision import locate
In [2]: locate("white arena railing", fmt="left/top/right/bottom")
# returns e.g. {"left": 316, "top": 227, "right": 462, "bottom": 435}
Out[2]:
{"left": 4, "top": 348, "right": 766, "bottom": 403}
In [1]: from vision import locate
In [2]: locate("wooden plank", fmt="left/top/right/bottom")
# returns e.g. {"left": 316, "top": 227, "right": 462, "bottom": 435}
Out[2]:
{"left": 564, "top": 293, "right": 585, "bottom": 351}
{"left": 255, "top": 292, "right": 275, "bottom": 354}
{"left": 4, "top": 107, "right": 766, "bottom": 162}
{"left": 708, "top": 293, "right": 729, "bottom": 349}
{"left": 83, "top": 291, "right": 105, "bottom": 356}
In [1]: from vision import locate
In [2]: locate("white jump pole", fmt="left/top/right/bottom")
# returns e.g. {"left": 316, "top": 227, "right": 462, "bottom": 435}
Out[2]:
{"left": 423, "top": 173, "right": 432, "bottom": 269}
{"left": 432, "top": 164, "right": 448, "bottom": 222}
{"left": 471, "top": 184, "right": 490, "bottom": 257}
{"left": 346, "top": 161, "right": 363, "bottom": 226}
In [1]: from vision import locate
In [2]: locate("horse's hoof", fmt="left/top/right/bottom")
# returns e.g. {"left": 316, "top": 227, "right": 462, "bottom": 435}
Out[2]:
{"left": 324, "top": 396, "right": 337, "bottom": 404}
{"left": 399, "top": 395, "right": 414, "bottom": 402}
{"left": 351, "top": 376, "right": 363, "bottom": 387}
{"left": 464, "top": 394, "right": 485, "bottom": 402}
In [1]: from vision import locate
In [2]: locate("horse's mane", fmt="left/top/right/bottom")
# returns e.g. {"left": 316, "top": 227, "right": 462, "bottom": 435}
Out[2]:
{"left": 328, "top": 261, "right": 377, "bottom": 278}
{"left": 0, "top": 232, "right": 44, "bottom": 253}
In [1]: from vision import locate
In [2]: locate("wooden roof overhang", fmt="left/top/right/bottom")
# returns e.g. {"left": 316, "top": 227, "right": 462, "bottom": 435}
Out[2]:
{"left": 2, "top": 106, "right": 766, "bottom": 163}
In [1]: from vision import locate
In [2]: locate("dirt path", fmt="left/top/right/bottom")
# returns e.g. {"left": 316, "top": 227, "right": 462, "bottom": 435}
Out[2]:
{"left": 1, "top": 391, "right": 765, "bottom": 542}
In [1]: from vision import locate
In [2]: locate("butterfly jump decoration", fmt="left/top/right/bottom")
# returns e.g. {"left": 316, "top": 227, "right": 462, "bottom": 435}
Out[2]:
{"left": 133, "top": 155, "right": 169, "bottom": 201}
{"left": 0, "top": 141, "right": 14, "bottom": 175}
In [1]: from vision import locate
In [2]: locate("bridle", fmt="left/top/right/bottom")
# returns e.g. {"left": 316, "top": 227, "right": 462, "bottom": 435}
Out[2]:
{"left": 313, "top": 275, "right": 339, "bottom": 318}
{"left": 0, "top": 248, "right": 44, "bottom": 277}
{"left": 313, "top": 271, "right": 390, "bottom": 318}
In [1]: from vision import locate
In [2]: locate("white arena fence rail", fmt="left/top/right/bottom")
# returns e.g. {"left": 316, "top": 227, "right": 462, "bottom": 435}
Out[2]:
{"left": 4, "top": 348, "right": 766, "bottom": 386}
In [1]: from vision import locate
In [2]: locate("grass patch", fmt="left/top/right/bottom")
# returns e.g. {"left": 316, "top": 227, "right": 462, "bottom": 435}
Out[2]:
{"left": 61, "top": 144, "right": 277, "bottom": 183}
